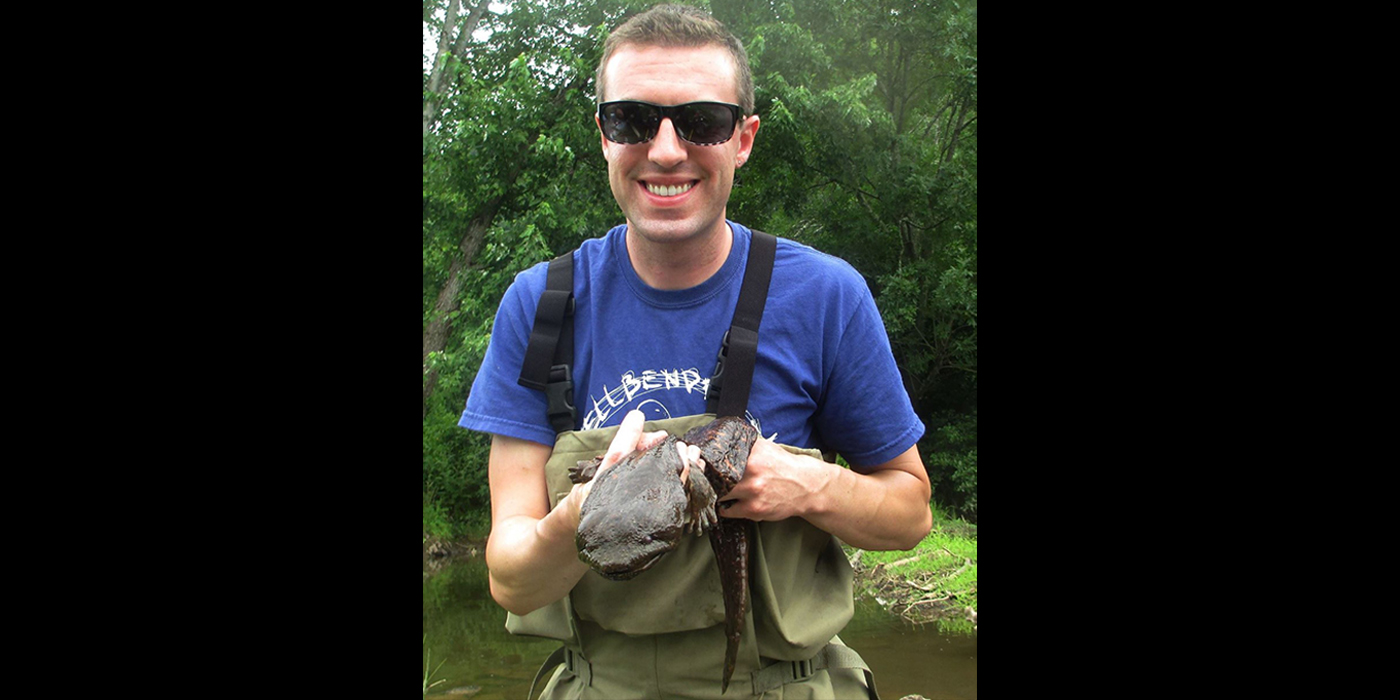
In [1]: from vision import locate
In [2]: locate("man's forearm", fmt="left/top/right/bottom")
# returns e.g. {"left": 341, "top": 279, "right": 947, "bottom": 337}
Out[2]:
{"left": 485, "top": 433, "right": 591, "bottom": 616}
{"left": 804, "top": 459, "right": 933, "bottom": 551}
{"left": 486, "top": 505, "right": 591, "bottom": 616}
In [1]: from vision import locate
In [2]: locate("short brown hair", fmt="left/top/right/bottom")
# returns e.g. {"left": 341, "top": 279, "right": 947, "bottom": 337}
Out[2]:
{"left": 595, "top": 4, "right": 754, "bottom": 115}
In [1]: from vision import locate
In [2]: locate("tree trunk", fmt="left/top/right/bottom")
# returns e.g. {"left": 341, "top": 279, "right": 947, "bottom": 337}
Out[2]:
{"left": 422, "top": 198, "right": 503, "bottom": 418}
{"left": 420, "top": 79, "right": 583, "bottom": 418}
{"left": 424, "top": 0, "right": 491, "bottom": 140}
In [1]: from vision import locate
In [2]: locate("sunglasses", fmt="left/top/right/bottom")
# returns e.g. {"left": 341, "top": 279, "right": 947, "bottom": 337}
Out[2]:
{"left": 597, "top": 100, "right": 744, "bottom": 146}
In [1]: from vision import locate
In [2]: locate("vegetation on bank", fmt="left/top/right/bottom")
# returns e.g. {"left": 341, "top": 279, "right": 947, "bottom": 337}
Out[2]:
{"left": 847, "top": 505, "right": 977, "bottom": 634}
{"left": 423, "top": 494, "right": 488, "bottom": 542}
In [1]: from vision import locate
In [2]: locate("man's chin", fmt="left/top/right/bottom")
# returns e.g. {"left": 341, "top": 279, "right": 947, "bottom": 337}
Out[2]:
{"left": 625, "top": 216, "right": 727, "bottom": 245}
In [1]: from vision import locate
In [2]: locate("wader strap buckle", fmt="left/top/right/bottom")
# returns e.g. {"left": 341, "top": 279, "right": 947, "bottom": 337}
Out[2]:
{"left": 525, "top": 646, "right": 592, "bottom": 700}
{"left": 563, "top": 647, "right": 592, "bottom": 686}
{"left": 792, "top": 657, "right": 814, "bottom": 681}
{"left": 704, "top": 329, "right": 731, "bottom": 405}
{"left": 544, "top": 364, "right": 575, "bottom": 434}
{"left": 750, "top": 643, "right": 881, "bottom": 699}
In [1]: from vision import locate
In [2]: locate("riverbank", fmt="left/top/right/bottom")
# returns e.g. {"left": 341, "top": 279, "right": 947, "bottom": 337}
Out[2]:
{"left": 844, "top": 510, "right": 977, "bottom": 634}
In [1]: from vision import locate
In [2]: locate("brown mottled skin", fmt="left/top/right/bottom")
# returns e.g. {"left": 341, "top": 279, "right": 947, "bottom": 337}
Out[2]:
{"left": 570, "top": 416, "right": 759, "bottom": 693}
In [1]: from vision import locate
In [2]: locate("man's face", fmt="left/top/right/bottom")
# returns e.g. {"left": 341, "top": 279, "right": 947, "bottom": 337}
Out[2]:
{"left": 598, "top": 44, "right": 759, "bottom": 246}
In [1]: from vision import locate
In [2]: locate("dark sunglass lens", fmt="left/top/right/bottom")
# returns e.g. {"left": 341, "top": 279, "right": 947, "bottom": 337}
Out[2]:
{"left": 601, "top": 102, "right": 659, "bottom": 144}
{"left": 676, "top": 103, "right": 736, "bottom": 144}
{"left": 600, "top": 101, "right": 739, "bottom": 145}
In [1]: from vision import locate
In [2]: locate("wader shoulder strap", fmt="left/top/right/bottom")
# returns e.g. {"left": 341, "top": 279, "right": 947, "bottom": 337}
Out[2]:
{"left": 517, "top": 251, "right": 577, "bottom": 434}
{"left": 705, "top": 229, "right": 777, "bottom": 418}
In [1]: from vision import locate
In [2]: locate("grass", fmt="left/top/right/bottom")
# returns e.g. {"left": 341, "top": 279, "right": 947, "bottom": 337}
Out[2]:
{"left": 423, "top": 503, "right": 491, "bottom": 543}
{"left": 423, "top": 634, "right": 447, "bottom": 696}
{"left": 845, "top": 504, "right": 977, "bottom": 634}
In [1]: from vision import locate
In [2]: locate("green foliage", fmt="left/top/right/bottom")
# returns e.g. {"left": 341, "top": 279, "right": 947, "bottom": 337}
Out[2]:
{"left": 923, "top": 411, "right": 977, "bottom": 522}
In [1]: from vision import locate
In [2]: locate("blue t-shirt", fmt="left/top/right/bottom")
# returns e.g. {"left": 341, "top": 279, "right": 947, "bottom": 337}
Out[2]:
{"left": 459, "top": 221, "right": 923, "bottom": 467}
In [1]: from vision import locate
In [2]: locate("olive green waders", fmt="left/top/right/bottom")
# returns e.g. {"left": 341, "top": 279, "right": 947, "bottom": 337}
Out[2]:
{"left": 509, "top": 414, "right": 879, "bottom": 700}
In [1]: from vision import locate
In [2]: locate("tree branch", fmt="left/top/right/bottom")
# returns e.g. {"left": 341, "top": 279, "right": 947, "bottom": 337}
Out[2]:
{"left": 452, "top": 0, "right": 490, "bottom": 62}
{"left": 424, "top": 0, "right": 492, "bottom": 140}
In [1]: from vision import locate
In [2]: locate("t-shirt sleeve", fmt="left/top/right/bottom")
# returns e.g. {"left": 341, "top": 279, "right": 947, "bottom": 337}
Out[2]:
{"left": 813, "top": 275, "right": 925, "bottom": 467}
{"left": 457, "top": 267, "right": 558, "bottom": 447}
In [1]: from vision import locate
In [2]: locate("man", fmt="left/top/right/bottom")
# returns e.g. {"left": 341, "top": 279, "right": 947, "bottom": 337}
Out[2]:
{"left": 460, "top": 4, "right": 931, "bottom": 698}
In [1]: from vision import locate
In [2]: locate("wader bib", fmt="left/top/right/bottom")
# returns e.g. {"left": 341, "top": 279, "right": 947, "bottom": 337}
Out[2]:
{"left": 511, "top": 232, "right": 878, "bottom": 699}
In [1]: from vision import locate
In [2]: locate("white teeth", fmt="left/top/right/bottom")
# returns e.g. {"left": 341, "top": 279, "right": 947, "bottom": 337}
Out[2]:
{"left": 646, "top": 182, "right": 693, "bottom": 197}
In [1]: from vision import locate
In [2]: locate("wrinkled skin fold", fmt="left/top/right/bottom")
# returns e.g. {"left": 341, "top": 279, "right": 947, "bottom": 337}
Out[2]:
{"left": 570, "top": 416, "right": 759, "bottom": 693}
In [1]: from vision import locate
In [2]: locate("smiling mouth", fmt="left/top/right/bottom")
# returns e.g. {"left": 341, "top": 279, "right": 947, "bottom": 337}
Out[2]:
{"left": 644, "top": 181, "right": 695, "bottom": 197}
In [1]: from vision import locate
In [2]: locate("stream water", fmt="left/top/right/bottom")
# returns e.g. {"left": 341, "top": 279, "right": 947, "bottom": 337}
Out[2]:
{"left": 423, "top": 553, "right": 976, "bottom": 699}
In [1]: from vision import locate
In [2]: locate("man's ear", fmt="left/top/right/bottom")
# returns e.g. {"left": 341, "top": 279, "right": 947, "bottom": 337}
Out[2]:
{"left": 597, "top": 115, "right": 611, "bottom": 161}
{"left": 735, "top": 114, "right": 760, "bottom": 167}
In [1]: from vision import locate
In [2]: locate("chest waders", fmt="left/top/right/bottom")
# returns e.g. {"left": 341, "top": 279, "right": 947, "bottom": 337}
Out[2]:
{"left": 512, "top": 231, "right": 878, "bottom": 700}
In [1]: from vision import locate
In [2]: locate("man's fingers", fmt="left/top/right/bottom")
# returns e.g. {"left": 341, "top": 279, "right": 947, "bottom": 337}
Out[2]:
{"left": 597, "top": 411, "right": 671, "bottom": 481}
{"left": 602, "top": 410, "right": 647, "bottom": 466}
{"left": 676, "top": 442, "right": 704, "bottom": 485}
{"left": 637, "top": 427, "right": 670, "bottom": 452}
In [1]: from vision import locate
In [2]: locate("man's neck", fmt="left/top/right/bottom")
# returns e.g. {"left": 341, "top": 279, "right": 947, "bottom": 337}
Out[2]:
{"left": 624, "top": 221, "right": 734, "bottom": 290}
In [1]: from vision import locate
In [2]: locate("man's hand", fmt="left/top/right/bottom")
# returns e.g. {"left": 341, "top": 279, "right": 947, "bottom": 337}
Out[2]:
{"left": 559, "top": 409, "right": 673, "bottom": 529}
{"left": 717, "top": 436, "right": 933, "bottom": 551}
{"left": 716, "top": 436, "right": 833, "bottom": 522}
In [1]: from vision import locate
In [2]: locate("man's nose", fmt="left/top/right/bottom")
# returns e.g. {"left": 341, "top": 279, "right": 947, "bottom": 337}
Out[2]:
{"left": 647, "top": 117, "right": 688, "bottom": 167}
